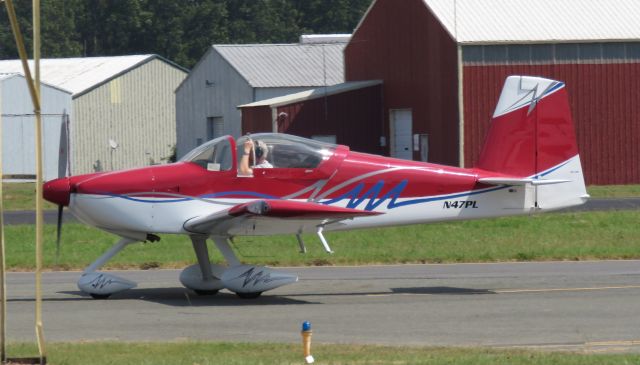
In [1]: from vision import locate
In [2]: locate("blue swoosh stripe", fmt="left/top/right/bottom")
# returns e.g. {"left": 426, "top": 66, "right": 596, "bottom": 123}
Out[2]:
{"left": 389, "top": 185, "right": 508, "bottom": 208}
{"left": 103, "top": 191, "right": 278, "bottom": 204}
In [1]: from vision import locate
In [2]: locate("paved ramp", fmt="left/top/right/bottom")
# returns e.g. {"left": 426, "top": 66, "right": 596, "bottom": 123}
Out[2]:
{"left": 3, "top": 261, "right": 640, "bottom": 352}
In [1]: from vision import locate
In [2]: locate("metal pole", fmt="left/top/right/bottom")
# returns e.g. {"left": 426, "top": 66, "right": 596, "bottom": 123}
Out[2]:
{"left": 33, "top": 0, "right": 47, "bottom": 361}
{"left": 0, "top": 60, "right": 6, "bottom": 364}
{"left": 4, "top": 0, "right": 46, "bottom": 362}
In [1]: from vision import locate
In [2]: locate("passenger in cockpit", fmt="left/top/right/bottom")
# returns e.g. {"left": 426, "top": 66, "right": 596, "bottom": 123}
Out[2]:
{"left": 239, "top": 139, "right": 273, "bottom": 175}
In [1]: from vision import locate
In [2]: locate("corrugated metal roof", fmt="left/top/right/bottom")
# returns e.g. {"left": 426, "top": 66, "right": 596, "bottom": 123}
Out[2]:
{"left": 0, "top": 72, "right": 72, "bottom": 93}
{"left": 0, "top": 72, "right": 19, "bottom": 81}
{"left": 423, "top": 0, "right": 640, "bottom": 43}
{"left": 0, "top": 55, "right": 155, "bottom": 95}
{"left": 214, "top": 43, "right": 345, "bottom": 87}
{"left": 239, "top": 80, "right": 382, "bottom": 108}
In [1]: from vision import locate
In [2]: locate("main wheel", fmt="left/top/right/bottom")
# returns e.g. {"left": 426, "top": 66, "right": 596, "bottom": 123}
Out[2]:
{"left": 194, "top": 289, "right": 219, "bottom": 296}
{"left": 90, "top": 293, "right": 111, "bottom": 300}
{"left": 236, "top": 291, "right": 262, "bottom": 299}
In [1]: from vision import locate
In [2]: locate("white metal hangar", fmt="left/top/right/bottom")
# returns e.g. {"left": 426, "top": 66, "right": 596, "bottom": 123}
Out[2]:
{"left": 0, "top": 73, "right": 71, "bottom": 181}
{"left": 175, "top": 35, "right": 349, "bottom": 159}
{"left": 0, "top": 54, "right": 187, "bottom": 176}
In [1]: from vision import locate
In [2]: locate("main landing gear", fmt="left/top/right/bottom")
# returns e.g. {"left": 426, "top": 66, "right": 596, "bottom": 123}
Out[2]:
{"left": 77, "top": 234, "right": 298, "bottom": 299}
{"left": 180, "top": 235, "right": 297, "bottom": 299}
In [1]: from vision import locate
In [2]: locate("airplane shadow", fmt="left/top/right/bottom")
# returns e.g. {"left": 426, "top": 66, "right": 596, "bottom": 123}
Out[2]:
{"left": 391, "top": 286, "right": 496, "bottom": 295}
{"left": 283, "top": 286, "right": 496, "bottom": 298}
{"left": 8, "top": 286, "right": 494, "bottom": 306}
{"left": 55, "top": 287, "right": 319, "bottom": 306}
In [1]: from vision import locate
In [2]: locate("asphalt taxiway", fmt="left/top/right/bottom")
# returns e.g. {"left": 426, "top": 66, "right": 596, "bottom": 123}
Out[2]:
{"left": 3, "top": 260, "right": 640, "bottom": 351}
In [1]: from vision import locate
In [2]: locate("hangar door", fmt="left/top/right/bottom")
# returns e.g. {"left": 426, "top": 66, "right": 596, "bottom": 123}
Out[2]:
{"left": 1, "top": 113, "right": 69, "bottom": 180}
{"left": 390, "top": 109, "right": 413, "bottom": 160}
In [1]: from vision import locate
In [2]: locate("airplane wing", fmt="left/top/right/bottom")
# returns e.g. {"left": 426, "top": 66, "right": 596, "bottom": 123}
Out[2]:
{"left": 183, "top": 199, "right": 382, "bottom": 236}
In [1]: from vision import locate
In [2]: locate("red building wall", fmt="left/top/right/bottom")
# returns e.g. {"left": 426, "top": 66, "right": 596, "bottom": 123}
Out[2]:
{"left": 464, "top": 63, "right": 640, "bottom": 185}
{"left": 345, "top": 0, "right": 460, "bottom": 165}
{"left": 276, "top": 85, "right": 384, "bottom": 155}
{"left": 241, "top": 106, "right": 273, "bottom": 134}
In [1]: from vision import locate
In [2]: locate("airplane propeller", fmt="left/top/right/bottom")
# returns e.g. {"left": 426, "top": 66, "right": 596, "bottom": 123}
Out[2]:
{"left": 43, "top": 176, "right": 71, "bottom": 264}
{"left": 55, "top": 204, "right": 63, "bottom": 264}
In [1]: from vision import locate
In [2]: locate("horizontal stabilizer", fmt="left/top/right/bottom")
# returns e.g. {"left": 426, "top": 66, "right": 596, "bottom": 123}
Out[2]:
{"left": 479, "top": 177, "right": 571, "bottom": 186}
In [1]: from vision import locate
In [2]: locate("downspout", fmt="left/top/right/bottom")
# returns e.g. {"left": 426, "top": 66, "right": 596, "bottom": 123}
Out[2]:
{"left": 454, "top": 0, "right": 465, "bottom": 168}
{"left": 271, "top": 106, "right": 278, "bottom": 133}
{"left": 457, "top": 44, "right": 465, "bottom": 168}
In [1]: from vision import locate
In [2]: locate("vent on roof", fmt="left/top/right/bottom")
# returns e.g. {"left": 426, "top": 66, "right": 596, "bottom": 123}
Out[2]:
{"left": 300, "top": 34, "right": 351, "bottom": 44}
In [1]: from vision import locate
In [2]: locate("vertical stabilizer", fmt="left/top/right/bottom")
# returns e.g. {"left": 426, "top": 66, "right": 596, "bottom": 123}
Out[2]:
{"left": 477, "top": 76, "right": 587, "bottom": 210}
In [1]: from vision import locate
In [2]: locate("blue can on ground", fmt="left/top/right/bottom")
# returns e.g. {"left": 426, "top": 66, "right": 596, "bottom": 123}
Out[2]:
{"left": 302, "top": 321, "right": 311, "bottom": 331}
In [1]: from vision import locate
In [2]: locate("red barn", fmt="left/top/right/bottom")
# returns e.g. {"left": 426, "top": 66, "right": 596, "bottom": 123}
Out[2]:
{"left": 242, "top": 0, "right": 640, "bottom": 184}
{"left": 347, "top": 0, "right": 640, "bottom": 185}
{"left": 240, "top": 81, "right": 384, "bottom": 155}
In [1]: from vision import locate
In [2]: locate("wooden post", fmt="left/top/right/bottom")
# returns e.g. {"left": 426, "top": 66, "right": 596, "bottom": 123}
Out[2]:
{"left": 32, "top": 0, "right": 46, "bottom": 361}
{"left": 4, "top": 0, "right": 47, "bottom": 362}
{"left": 0, "top": 54, "right": 6, "bottom": 363}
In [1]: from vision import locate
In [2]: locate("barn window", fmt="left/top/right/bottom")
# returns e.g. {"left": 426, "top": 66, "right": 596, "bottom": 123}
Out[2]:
{"left": 507, "top": 45, "right": 530, "bottom": 62}
{"left": 555, "top": 44, "right": 579, "bottom": 61}
{"left": 530, "top": 44, "right": 553, "bottom": 62}
{"left": 602, "top": 43, "right": 625, "bottom": 60}
{"left": 626, "top": 43, "right": 640, "bottom": 59}
{"left": 462, "top": 46, "right": 483, "bottom": 63}
{"left": 484, "top": 45, "right": 508, "bottom": 63}
{"left": 579, "top": 43, "right": 602, "bottom": 60}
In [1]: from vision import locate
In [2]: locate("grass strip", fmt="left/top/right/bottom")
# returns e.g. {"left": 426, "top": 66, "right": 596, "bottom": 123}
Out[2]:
{"left": 2, "top": 182, "right": 56, "bottom": 211}
{"left": 587, "top": 184, "right": 640, "bottom": 198}
{"left": 3, "top": 210, "right": 640, "bottom": 270}
{"left": 4, "top": 342, "right": 640, "bottom": 365}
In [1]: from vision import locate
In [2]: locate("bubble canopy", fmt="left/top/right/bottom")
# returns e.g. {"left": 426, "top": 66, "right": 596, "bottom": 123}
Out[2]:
{"left": 180, "top": 133, "right": 337, "bottom": 171}
{"left": 236, "top": 133, "right": 336, "bottom": 169}
{"left": 179, "top": 135, "right": 234, "bottom": 171}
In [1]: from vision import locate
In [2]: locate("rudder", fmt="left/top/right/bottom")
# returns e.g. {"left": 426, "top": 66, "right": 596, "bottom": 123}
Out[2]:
{"left": 477, "top": 76, "right": 588, "bottom": 210}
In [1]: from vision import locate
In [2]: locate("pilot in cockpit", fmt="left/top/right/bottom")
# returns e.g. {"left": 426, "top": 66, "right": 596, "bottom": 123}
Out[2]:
{"left": 239, "top": 139, "right": 273, "bottom": 175}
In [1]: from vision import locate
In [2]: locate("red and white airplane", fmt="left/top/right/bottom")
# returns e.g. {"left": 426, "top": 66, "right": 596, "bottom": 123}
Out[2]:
{"left": 43, "top": 76, "right": 588, "bottom": 299}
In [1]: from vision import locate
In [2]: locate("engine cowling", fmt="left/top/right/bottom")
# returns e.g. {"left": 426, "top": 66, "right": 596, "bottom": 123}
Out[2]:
{"left": 221, "top": 265, "right": 298, "bottom": 294}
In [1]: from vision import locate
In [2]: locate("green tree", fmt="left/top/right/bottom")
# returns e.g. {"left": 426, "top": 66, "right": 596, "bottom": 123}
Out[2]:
{"left": 226, "top": 0, "right": 303, "bottom": 44}
{"left": 297, "top": 0, "right": 371, "bottom": 34}
{"left": 76, "top": 0, "right": 147, "bottom": 56}
{"left": 179, "top": 0, "right": 229, "bottom": 67}
{"left": 0, "top": 0, "right": 372, "bottom": 68}
{"left": 42, "top": 0, "right": 83, "bottom": 57}
{"left": 135, "top": 0, "right": 185, "bottom": 62}
{"left": 0, "top": 0, "right": 34, "bottom": 59}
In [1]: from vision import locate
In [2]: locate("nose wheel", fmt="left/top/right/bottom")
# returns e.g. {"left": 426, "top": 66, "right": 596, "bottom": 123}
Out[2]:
{"left": 77, "top": 237, "right": 139, "bottom": 298}
{"left": 236, "top": 291, "right": 262, "bottom": 299}
{"left": 90, "top": 293, "right": 112, "bottom": 300}
{"left": 194, "top": 289, "right": 219, "bottom": 296}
